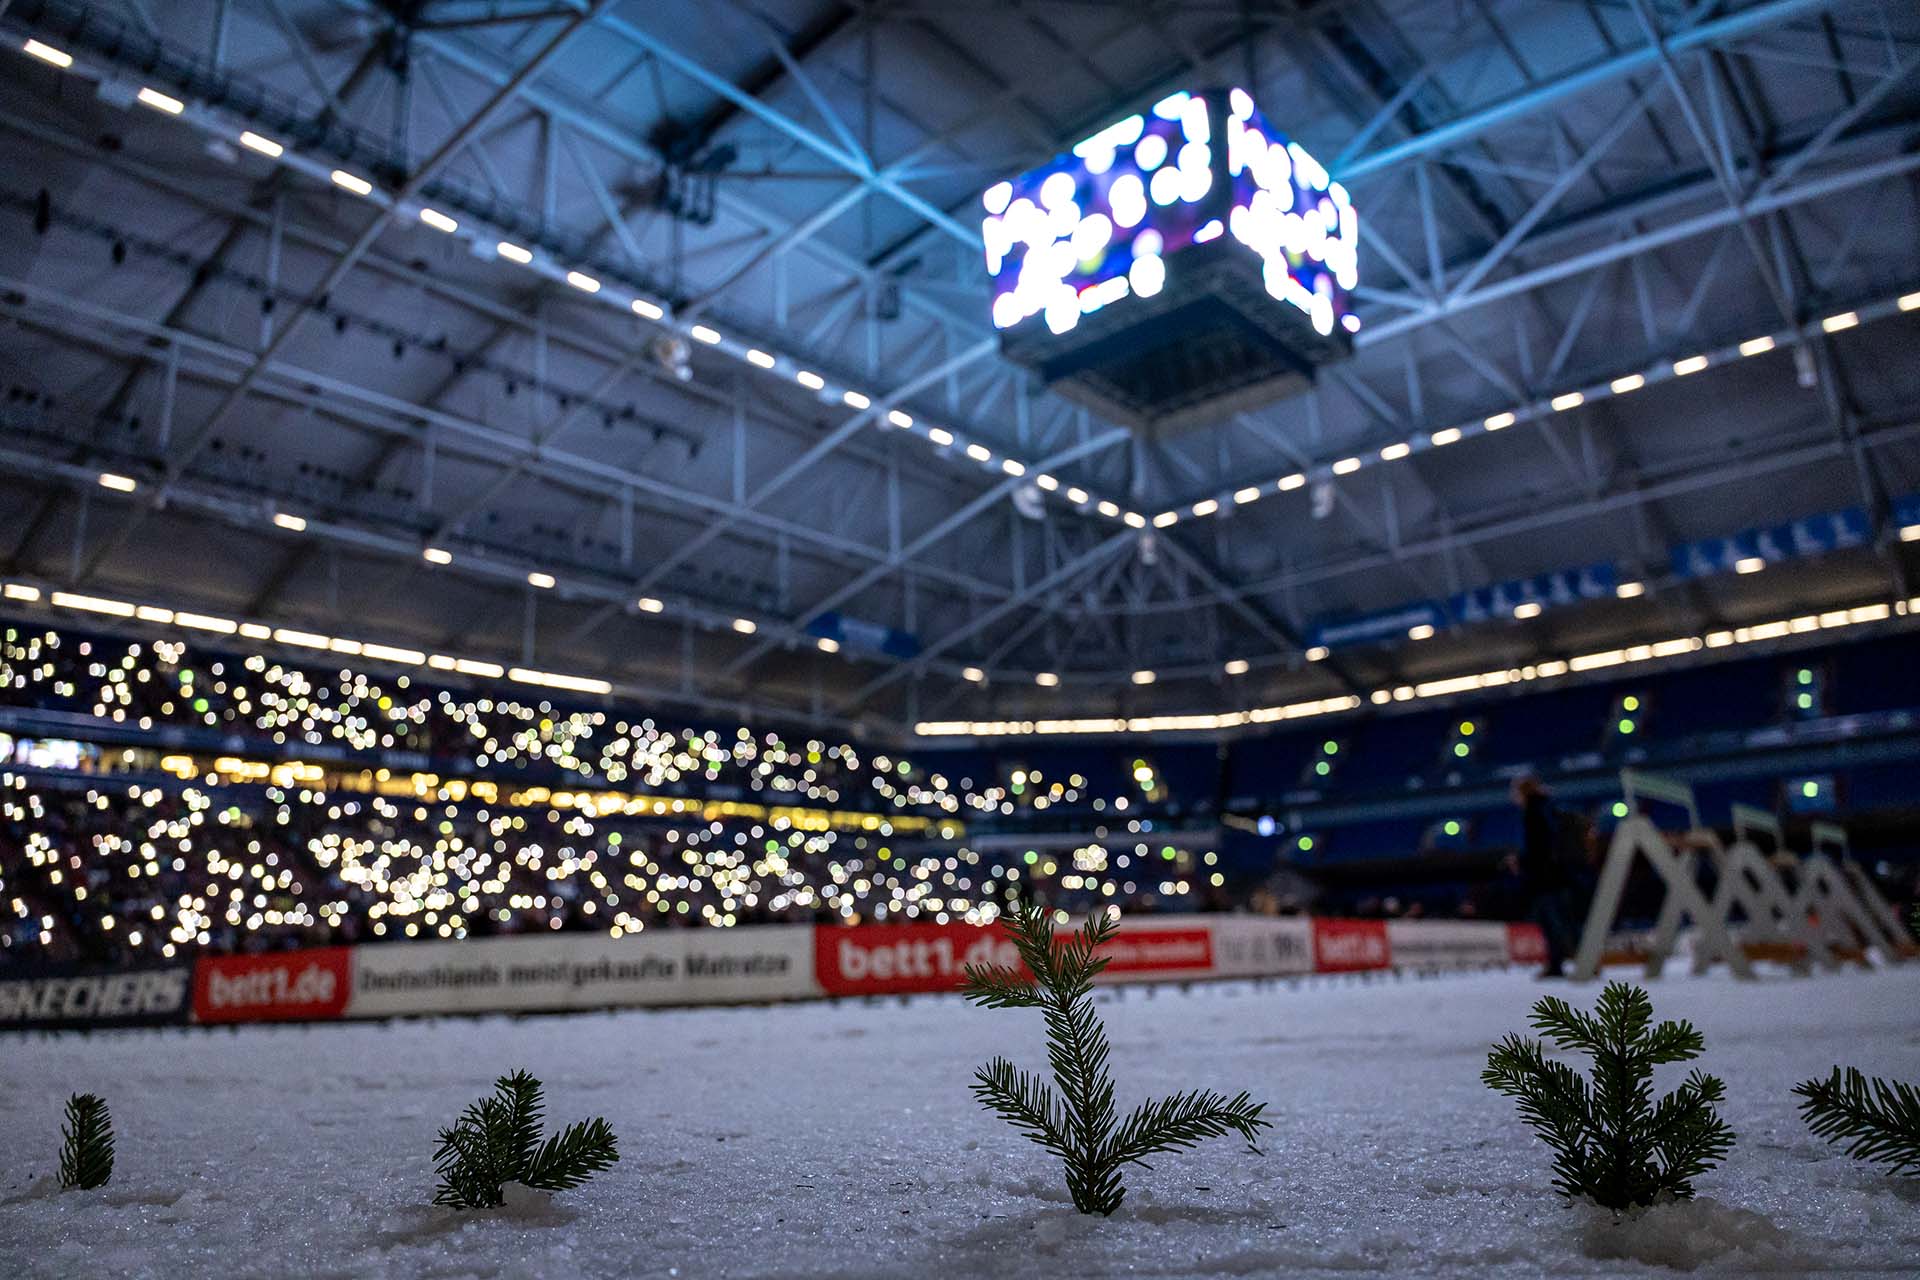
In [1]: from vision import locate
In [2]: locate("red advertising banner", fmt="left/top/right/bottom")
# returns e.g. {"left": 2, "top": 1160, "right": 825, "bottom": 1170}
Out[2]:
{"left": 813, "top": 921, "right": 1214, "bottom": 998}
{"left": 1504, "top": 922, "right": 1548, "bottom": 967}
{"left": 193, "top": 947, "right": 353, "bottom": 1023}
{"left": 1311, "top": 917, "right": 1391, "bottom": 973}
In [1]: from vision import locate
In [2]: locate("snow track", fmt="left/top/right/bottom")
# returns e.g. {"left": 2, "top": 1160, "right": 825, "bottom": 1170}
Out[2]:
{"left": 2, "top": 966, "right": 1916, "bottom": 1278}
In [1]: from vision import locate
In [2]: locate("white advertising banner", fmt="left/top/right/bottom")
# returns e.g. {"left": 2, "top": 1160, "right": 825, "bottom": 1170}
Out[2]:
{"left": 348, "top": 927, "right": 819, "bottom": 1017}
{"left": 1384, "top": 919, "right": 1512, "bottom": 970}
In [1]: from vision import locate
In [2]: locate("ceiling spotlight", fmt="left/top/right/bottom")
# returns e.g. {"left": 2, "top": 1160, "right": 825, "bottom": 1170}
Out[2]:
{"left": 732, "top": 617, "right": 757, "bottom": 635}
{"left": 961, "top": 666, "right": 986, "bottom": 682}
{"left": 637, "top": 596, "right": 664, "bottom": 613}
{"left": 1224, "top": 658, "right": 1249, "bottom": 675}
{"left": 422, "top": 546, "right": 452, "bottom": 565}
{"left": 1035, "top": 672, "right": 1059, "bottom": 687}
{"left": 816, "top": 636, "right": 840, "bottom": 653}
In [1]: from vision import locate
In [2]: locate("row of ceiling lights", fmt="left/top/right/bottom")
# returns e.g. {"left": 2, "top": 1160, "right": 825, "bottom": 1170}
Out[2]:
{"left": 12, "top": 39, "right": 1148, "bottom": 529}
{"left": 1160, "top": 288, "right": 1920, "bottom": 527}
{"left": 915, "top": 596, "right": 1920, "bottom": 738}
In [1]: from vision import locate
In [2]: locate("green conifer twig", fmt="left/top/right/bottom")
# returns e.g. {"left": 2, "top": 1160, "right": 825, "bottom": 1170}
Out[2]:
{"left": 963, "top": 901, "right": 1269, "bottom": 1215}
{"left": 433, "top": 1070, "right": 618, "bottom": 1208}
{"left": 58, "top": 1093, "right": 114, "bottom": 1191}
{"left": 1483, "top": 981, "right": 1733, "bottom": 1210}
{"left": 1794, "top": 1067, "right": 1920, "bottom": 1176}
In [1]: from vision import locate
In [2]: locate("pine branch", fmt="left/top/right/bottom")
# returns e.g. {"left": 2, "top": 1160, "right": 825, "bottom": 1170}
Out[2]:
{"left": 433, "top": 1071, "right": 619, "bottom": 1208}
{"left": 1485, "top": 981, "right": 1734, "bottom": 1211}
{"left": 966, "top": 901, "right": 1270, "bottom": 1216}
{"left": 58, "top": 1094, "right": 114, "bottom": 1191}
{"left": 1795, "top": 1066, "right": 1920, "bottom": 1176}
{"left": 521, "top": 1119, "right": 620, "bottom": 1191}
{"left": 961, "top": 964, "right": 1044, "bottom": 1008}
{"left": 492, "top": 1070, "right": 545, "bottom": 1181}
{"left": 1108, "top": 1090, "right": 1270, "bottom": 1167}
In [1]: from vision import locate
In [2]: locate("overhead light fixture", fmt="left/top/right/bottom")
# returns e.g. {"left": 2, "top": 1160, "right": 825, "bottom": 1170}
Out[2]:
{"left": 22, "top": 39, "right": 75, "bottom": 69}
{"left": 3, "top": 583, "right": 43, "bottom": 601}
{"left": 1279, "top": 472, "right": 1306, "bottom": 490}
{"left": 422, "top": 547, "right": 452, "bottom": 565}
{"left": 637, "top": 596, "right": 664, "bottom": 612}
{"left": 1898, "top": 291, "right": 1920, "bottom": 312}
{"left": 1002, "top": 458, "right": 1025, "bottom": 477}
{"left": 746, "top": 349, "right": 775, "bottom": 369}
{"left": 1430, "top": 428, "right": 1461, "bottom": 447}
{"left": 1124, "top": 512, "right": 1147, "bottom": 528}
{"left": 731, "top": 617, "right": 756, "bottom": 634}
{"left": 1672, "top": 355, "right": 1709, "bottom": 376}
{"left": 1304, "top": 645, "right": 1329, "bottom": 662}
{"left": 796, "top": 370, "right": 825, "bottom": 390}
{"left": 417, "top": 206, "right": 457, "bottom": 233}
{"left": 928, "top": 428, "right": 954, "bottom": 447}
{"left": 1095, "top": 499, "right": 1118, "bottom": 516}
{"left": 239, "top": 131, "right": 284, "bottom": 159}
{"left": 631, "top": 298, "right": 664, "bottom": 321}
{"left": 1035, "top": 474, "right": 1059, "bottom": 492}
{"left": 1224, "top": 658, "right": 1249, "bottom": 675}
{"left": 1550, "top": 392, "right": 1583, "bottom": 412}
{"left": 1821, "top": 311, "right": 1858, "bottom": 333}
{"left": 1131, "top": 670, "right": 1156, "bottom": 685}
{"left": 1734, "top": 556, "right": 1765, "bottom": 574}
{"left": 843, "top": 390, "right": 871, "bottom": 410}
{"left": 523, "top": 571, "right": 556, "bottom": 589}
{"left": 1900, "top": 525, "right": 1920, "bottom": 544}
{"left": 1513, "top": 601, "right": 1542, "bottom": 620}
{"left": 816, "top": 636, "right": 840, "bottom": 653}
{"left": 1738, "top": 335, "right": 1775, "bottom": 356}
{"left": 961, "top": 666, "right": 986, "bottom": 683}
{"left": 1191, "top": 498, "right": 1218, "bottom": 517}
{"left": 565, "top": 270, "right": 601, "bottom": 293}
{"left": 175, "top": 611, "right": 237, "bottom": 634}
{"left": 689, "top": 325, "right": 722, "bottom": 345}
{"left": 1152, "top": 511, "right": 1178, "bottom": 528}
{"left": 137, "top": 87, "right": 184, "bottom": 115}
{"left": 1035, "top": 672, "right": 1059, "bottom": 687}
{"left": 1616, "top": 581, "right": 1646, "bottom": 599}
{"left": 496, "top": 241, "right": 533, "bottom": 264}
{"left": 97, "top": 472, "right": 136, "bottom": 493}
{"left": 1610, "top": 373, "right": 1645, "bottom": 393}
{"left": 1484, "top": 412, "right": 1516, "bottom": 430}
{"left": 966, "top": 443, "right": 992, "bottom": 463}
{"left": 52, "top": 591, "right": 135, "bottom": 617}
{"left": 1408, "top": 623, "right": 1435, "bottom": 640}
{"left": 272, "top": 512, "right": 307, "bottom": 532}
{"left": 1332, "top": 457, "right": 1361, "bottom": 475}
{"left": 887, "top": 409, "right": 913, "bottom": 428}
{"left": 329, "top": 169, "right": 373, "bottom": 197}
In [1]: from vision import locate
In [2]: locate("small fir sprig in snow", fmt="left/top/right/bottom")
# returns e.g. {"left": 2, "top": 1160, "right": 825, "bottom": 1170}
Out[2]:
{"left": 962, "top": 901, "right": 1269, "bottom": 1216}
{"left": 59, "top": 1093, "right": 114, "bottom": 1190}
{"left": 1483, "top": 981, "right": 1734, "bottom": 1211}
{"left": 433, "top": 1070, "right": 618, "bottom": 1209}
{"left": 1794, "top": 1067, "right": 1920, "bottom": 1176}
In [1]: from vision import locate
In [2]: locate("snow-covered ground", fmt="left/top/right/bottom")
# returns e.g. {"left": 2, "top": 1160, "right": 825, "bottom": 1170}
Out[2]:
{"left": 2, "top": 965, "right": 1916, "bottom": 1278}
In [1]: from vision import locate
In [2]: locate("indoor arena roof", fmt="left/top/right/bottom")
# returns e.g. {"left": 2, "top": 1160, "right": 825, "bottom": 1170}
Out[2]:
{"left": 0, "top": 0, "right": 1916, "bottom": 735}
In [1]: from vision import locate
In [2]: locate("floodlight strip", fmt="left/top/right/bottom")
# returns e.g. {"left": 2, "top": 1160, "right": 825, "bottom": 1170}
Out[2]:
{"left": 1155, "top": 287, "right": 1920, "bottom": 527}
{"left": 913, "top": 598, "right": 1918, "bottom": 737}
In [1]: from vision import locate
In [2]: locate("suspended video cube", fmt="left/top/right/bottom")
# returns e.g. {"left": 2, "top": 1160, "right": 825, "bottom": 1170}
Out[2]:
{"left": 982, "top": 89, "right": 1359, "bottom": 435}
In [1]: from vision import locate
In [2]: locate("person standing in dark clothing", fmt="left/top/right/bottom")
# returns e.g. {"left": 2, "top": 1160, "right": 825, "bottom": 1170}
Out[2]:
{"left": 1512, "top": 774, "right": 1572, "bottom": 977}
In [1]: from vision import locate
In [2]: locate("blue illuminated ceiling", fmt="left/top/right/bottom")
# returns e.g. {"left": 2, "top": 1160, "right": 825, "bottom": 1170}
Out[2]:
{"left": 0, "top": 0, "right": 1913, "bottom": 732}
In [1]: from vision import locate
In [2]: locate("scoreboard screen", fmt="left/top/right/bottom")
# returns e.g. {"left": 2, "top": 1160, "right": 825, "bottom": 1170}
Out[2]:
{"left": 981, "top": 88, "right": 1359, "bottom": 345}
